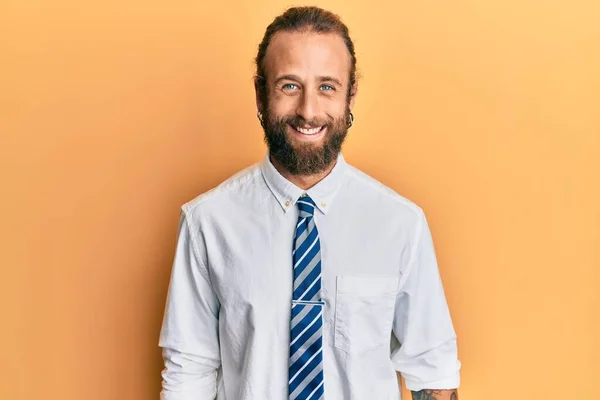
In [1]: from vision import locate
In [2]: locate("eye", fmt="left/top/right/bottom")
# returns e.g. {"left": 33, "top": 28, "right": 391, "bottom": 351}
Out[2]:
{"left": 282, "top": 83, "right": 299, "bottom": 90}
{"left": 320, "top": 84, "right": 335, "bottom": 91}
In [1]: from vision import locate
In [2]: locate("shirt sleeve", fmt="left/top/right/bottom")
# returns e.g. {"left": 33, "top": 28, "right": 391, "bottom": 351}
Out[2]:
{"left": 390, "top": 210, "right": 461, "bottom": 391}
{"left": 158, "top": 209, "right": 221, "bottom": 400}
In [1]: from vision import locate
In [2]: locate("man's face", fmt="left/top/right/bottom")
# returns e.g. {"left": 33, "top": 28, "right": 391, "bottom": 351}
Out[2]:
{"left": 258, "top": 30, "right": 356, "bottom": 176}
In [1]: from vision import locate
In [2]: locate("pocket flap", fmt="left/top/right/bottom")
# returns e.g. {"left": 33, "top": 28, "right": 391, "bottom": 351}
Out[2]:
{"left": 336, "top": 275, "right": 399, "bottom": 296}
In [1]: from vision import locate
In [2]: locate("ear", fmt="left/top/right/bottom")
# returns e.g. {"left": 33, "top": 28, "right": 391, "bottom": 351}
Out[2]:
{"left": 348, "top": 83, "right": 358, "bottom": 112}
{"left": 254, "top": 78, "right": 264, "bottom": 113}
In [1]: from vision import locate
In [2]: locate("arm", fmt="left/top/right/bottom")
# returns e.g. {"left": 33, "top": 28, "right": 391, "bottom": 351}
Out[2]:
{"left": 391, "top": 210, "right": 461, "bottom": 394}
{"left": 159, "top": 209, "right": 221, "bottom": 400}
{"left": 412, "top": 389, "right": 458, "bottom": 399}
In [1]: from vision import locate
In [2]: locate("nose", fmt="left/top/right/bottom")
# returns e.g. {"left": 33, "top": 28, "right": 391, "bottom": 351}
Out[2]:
{"left": 295, "top": 88, "right": 319, "bottom": 124}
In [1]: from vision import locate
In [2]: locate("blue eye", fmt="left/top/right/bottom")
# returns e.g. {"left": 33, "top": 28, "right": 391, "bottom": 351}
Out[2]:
{"left": 282, "top": 83, "right": 298, "bottom": 90}
{"left": 320, "top": 85, "right": 334, "bottom": 91}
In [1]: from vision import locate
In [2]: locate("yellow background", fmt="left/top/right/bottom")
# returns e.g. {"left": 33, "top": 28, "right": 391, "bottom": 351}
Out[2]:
{"left": 1, "top": 0, "right": 599, "bottom": 399}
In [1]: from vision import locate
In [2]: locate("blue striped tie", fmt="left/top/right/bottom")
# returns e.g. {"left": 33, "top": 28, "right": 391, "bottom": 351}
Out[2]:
{"left": 288, "top": 194, "right": 325, "bottom": 400}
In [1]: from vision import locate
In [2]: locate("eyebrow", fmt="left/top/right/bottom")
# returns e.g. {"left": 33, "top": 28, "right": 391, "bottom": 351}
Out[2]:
{"left": 274, "top": 74, "right": 343, "bottom": 87}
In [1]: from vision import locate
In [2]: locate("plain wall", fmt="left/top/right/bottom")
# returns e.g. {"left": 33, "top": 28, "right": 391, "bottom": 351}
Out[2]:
{"left": 1, "top": 0, "right": 599, "bottom": 399}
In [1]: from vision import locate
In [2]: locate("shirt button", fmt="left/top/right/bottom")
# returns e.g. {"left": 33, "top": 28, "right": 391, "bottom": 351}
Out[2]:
{"left": 285, "top": 201, "right": 291, "bottom": 207}
{"left": 321, "top": 202, "right": 327, "bottom": 207}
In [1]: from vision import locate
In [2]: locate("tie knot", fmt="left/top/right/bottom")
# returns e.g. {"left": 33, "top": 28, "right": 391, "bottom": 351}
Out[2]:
{"left": 297, "top": 195, "right": 316, "bottom": 217}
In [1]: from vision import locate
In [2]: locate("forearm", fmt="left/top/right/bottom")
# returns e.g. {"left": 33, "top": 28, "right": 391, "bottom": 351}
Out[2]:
{"left": 411, "top": 389, "right": 458, "bottom": 400}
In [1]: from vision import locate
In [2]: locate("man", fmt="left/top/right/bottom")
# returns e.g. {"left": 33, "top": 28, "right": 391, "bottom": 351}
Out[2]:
{"left": 159, "top": 6, "right": 460, "bottom": 400}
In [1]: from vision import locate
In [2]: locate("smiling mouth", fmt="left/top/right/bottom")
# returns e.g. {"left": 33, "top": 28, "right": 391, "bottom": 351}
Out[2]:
{"left": 290, "top": 124, "right": 325, "bottom": 135}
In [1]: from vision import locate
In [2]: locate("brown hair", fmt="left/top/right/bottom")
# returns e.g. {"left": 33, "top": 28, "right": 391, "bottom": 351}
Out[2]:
{"left": 254, "top": 6, "right": 358, "bottom": 105}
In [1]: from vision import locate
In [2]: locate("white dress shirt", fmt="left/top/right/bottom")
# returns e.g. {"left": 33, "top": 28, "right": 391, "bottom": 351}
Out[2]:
{"left": 159, "top": 153, "right": 461, "bottom": 400}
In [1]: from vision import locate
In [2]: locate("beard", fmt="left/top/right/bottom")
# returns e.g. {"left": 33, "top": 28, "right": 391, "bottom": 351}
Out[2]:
{"left": 262, "top": 105, "right": 350, "bottom": 176}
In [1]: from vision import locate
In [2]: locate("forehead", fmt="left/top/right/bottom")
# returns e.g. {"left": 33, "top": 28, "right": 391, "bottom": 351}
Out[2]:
{"left": 264, "top": 30, "right": 351, "bottom": 82}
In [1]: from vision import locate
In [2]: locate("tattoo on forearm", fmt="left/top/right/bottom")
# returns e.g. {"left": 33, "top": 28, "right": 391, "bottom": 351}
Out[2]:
{"left": 411, "top": 389, "right": 458, "bottom": 400}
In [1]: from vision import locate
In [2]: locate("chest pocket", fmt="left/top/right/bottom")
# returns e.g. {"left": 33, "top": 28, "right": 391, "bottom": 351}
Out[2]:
{"left": 333, "top": 275, "right": 399, "bottom": 354}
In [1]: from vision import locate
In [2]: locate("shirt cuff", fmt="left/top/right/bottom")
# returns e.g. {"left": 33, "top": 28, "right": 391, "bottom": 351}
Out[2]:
{"left": 403, "top": 373, "right": 460, "bottom": 392}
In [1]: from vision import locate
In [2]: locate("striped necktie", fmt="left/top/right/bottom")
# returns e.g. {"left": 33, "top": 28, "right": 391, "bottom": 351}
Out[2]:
{"left": 288, "top": 194, "right": 325, "bottom": 400}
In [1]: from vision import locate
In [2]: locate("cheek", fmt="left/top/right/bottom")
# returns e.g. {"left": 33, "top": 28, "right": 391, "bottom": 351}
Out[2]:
{"left": 268, "top": 92, "right": 297, "bottom": 115}
{"left": 326, "top": 99, "right": 348, "bottom": 119}
{"left": 322, "top": 91, "right": 348, "bottom": 110}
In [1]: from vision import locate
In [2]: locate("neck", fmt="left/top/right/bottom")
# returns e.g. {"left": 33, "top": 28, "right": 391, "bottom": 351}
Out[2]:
{"left": 270, "top": 156, "right": 338, "bottom": 191}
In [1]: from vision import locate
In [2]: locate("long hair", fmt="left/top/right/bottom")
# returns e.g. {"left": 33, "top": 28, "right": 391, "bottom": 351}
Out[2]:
{"left": 254, "top": 6, "right": 358, "bottom": 106}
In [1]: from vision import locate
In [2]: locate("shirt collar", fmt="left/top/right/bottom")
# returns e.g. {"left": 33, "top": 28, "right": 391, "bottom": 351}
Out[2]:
{"left": 261, "top": 152, "right": 348, "bottom": 215}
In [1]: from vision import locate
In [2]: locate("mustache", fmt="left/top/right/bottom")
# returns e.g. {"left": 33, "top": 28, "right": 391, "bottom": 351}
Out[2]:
{"left": 278, "top": 115, "right": 333, "bottom": 129}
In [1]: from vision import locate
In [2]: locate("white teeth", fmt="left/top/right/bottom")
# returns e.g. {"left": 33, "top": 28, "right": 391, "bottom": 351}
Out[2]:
{"left": 294, "top": 126, "right": 322, "bottom": 135}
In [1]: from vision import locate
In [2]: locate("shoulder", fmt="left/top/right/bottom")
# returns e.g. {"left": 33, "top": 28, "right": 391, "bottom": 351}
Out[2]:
{"left": 345, "top": 163, "right": 424, "bottom": 217}
{"left": 180, "top": 162, "right": 263, "bottom": 221}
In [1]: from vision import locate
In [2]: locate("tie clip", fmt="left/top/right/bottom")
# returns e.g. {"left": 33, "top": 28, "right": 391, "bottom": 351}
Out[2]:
{"left": 292, "top": 300, "right": 325, "bottom": 306}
